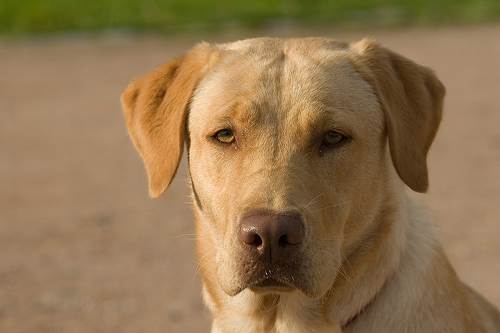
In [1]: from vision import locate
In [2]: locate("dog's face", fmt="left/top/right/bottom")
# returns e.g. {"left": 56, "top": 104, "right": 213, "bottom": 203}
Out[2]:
{"left": 188, "top": 40, "right": 388, "bottom": 297}
{"left": 122, "top": 38, "right": 444, "bottom": 299}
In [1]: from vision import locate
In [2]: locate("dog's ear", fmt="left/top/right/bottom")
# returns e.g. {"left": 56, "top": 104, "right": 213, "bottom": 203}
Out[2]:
{"left": 121, "top": 43, "right": 216, "bottom": 198}
{"left": 349, "top": 39, "right": 445, "bottom": 193}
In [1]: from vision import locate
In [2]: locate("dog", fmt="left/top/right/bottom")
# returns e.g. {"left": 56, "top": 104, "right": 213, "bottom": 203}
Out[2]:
{"left": 121, "top": 38, "right": 500, "bottom": 332}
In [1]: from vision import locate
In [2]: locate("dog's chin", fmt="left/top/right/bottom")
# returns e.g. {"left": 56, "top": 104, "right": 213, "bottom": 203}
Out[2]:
{"left": 221, "top": 275, "right": 315, "bottom": 297}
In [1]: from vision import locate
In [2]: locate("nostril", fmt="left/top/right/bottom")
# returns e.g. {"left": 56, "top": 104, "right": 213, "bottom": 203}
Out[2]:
{"left": 239, "top": 226, "right": 264, "bottom": 248}
{"left": 253, "top": 234, "right": 263, "bottom": 247}
{"left": 278, "top": 234, "right": 289, "bottom": 247}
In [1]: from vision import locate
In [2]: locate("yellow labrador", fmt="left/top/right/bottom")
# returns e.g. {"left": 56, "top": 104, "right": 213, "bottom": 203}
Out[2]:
{"left": 121, "top": 38, "right": 500, "bottom": 332}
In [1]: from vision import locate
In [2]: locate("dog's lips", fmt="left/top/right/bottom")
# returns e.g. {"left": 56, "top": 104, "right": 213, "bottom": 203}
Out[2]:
{"left": 247, "top": 277, "right": 295, "bottom": 293}
{"left": 225, "top": 253, "right": 307, "bottom": 296}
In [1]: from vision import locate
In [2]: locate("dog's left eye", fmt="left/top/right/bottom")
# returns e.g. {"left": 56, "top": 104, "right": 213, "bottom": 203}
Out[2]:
{"left": 323, "top": 131, "right": 346, "bottom": 146}
{"left": 321, "top": 131, "right": 347, "bottom": 149}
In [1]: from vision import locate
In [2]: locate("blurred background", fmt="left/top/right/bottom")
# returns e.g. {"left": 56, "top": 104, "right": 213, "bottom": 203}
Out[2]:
{"left": 1, "top": 1, "right": 500, "bottom": 332}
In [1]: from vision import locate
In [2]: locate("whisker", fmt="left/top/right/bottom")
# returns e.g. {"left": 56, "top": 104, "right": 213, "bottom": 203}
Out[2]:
{"left": 302, "top": 193, "right": 324, "bottom": 209}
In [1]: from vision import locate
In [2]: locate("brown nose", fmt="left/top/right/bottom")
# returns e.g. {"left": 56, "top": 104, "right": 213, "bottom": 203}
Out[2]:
{"left": 239, "top": 210, "right": 305, "bottom": 264}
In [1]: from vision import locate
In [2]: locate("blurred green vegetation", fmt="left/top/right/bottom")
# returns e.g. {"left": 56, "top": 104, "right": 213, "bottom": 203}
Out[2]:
{"left": 1, "top": 0, "right": 500, "bottom": 35}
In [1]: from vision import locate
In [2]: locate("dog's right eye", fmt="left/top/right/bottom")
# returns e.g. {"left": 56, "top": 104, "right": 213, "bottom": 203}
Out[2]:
{"left": 213, "top": 129, "right": 235, "bottom": 144}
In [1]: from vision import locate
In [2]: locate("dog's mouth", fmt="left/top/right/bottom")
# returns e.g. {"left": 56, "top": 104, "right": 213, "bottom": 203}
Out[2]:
{"left": 222, "top": 254, "right": 308, "bottom": 296}
{"left": 225, "top": 271, "right": 300, "bottom": 296}
{"left": 248, "top": 277, "right": 294, "bottom": 293}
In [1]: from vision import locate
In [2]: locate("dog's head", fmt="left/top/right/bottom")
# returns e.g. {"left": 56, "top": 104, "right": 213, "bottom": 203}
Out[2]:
{"left": 121, "top": 38, "right": 444, "bottom": 298}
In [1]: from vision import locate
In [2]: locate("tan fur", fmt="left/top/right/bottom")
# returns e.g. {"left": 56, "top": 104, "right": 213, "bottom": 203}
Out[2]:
{"left": 121, "top": 42, "right": 218, "bottom": 197}
{"left": 121, "top": 37, "right": 500, "bottom": 332}
{"left": 349, "top": 39, "right": 445, "bottom": 193}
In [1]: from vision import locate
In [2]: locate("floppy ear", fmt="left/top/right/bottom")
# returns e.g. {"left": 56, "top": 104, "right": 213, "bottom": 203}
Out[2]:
{"left": 349, "top": 39, "right": 445, "bottom": 193}
{"left": 121, "top": 43, "right": 215, "bottom": 198}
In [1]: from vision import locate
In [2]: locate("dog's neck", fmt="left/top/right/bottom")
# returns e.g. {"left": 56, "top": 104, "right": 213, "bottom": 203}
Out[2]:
{"left": 195, "top": 192, "right": 412, "bottom": 333}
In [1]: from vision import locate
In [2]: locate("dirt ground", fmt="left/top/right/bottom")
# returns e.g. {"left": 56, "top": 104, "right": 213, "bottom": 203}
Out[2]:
{"left": 1, "top": 24, "right": 499, "bottom": 333}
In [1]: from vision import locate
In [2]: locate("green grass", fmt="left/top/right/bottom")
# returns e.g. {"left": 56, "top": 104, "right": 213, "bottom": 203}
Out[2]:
{"left": 1, "top": 0, "right": 500, "bottom": 35}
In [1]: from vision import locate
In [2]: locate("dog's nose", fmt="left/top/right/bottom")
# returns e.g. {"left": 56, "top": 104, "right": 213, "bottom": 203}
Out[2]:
{"left": 239, "top": 211, "right": 305, "bottom": 264}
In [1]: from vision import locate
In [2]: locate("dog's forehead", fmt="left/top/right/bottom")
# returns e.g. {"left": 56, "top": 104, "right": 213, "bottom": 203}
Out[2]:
{"left": 213, "top": 37, "right": 351, "bottom": 81}
{"left": 217, "top": 37, "right": 348, "bottom": 55}
{"left": 190, "top": 38, "right": 380, "bottom": 131}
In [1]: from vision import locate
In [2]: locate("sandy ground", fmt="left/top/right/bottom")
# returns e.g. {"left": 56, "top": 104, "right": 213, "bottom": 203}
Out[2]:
{"left": 1, "top": 25, "right": 500, "bottom": 333}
